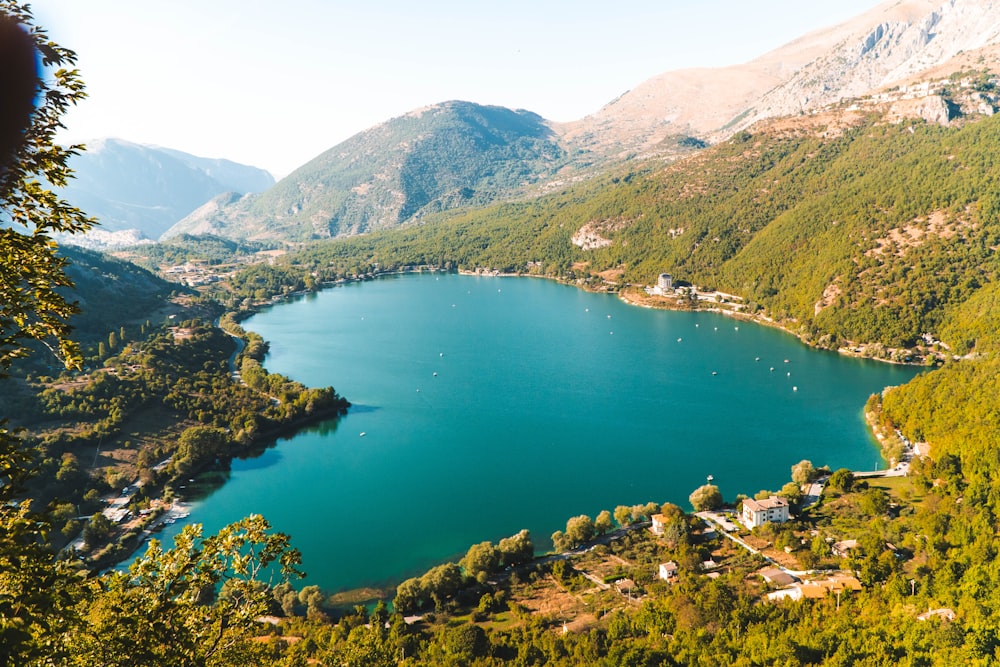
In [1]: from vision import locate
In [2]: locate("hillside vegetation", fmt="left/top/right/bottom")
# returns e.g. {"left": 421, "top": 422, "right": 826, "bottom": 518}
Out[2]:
{"left": 239, "top": 112, "right": 1000, "bottom": 350}
{"left": 165, "top": 101, "right": 574, "bottom": 242}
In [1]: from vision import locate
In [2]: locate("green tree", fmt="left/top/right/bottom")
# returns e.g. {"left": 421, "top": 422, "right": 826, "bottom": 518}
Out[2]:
{"left": 442, "top": 623, "right": 489, "bottom": 662}
{"left": 791, "top": 459, "right": 817, "bottom": 485}
{"left": 82, "top": 512, "right": 112, "bottom": 548}
{"left": 658, "top": 502, "right": 690, "bottom": 545}
{"left": 860, "top": 488, "right": 890, "bottom": 516}
{"left": 65, "top": 515, "right": 303, "bottom": 666}
{"left": 828, "top": 468, "right": 855, "bottom": 493}
{"left": 689, "top": 484, "right": 723, "bottom": 511}
{"left": 564, "top": 514, "right": 596, "bottom": 548}
{"left": 595, "top": 509, "right": 614, "bottom": 535}
{"left": 393, "top": 577, "right": 426, "bottom": 614}
{"left": 0, "top": 11, "right": 91, "bottom": 657}
{"left": 614, "top": 505, "right": 633, "bottom": 527}
{"left": 460, "top": 541, "right": 499, "bottom": 584}
{"left": 497, "top": 529, "right": 533, "bottom": 566}
{"left": 779, "top": 481, "right": 803, "bottom": 505}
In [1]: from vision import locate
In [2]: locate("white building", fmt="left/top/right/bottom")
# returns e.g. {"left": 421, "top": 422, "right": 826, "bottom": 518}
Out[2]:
{"left": 742, "top": 496, "right": 790, "bottom": 528}
{"left": 658, "top": 561, "right": 678, "bottom": 581}
{"left": 657, "top": 273, "right": 673, "bottom": 291}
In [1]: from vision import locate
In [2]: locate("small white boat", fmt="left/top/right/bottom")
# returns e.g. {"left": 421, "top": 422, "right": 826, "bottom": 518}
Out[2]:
{"left": 360, "top": 432, "right": 366, "bottom": 437}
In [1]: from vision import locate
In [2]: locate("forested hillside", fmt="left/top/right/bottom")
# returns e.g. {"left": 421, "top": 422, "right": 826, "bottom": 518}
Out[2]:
{"left": 235, "top": 108, "right": 1000, "bottom": 353}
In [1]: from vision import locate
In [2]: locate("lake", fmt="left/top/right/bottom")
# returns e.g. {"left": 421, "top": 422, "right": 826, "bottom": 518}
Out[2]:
{"left": 155, "top": 273, "right": 920, "bottom": 593}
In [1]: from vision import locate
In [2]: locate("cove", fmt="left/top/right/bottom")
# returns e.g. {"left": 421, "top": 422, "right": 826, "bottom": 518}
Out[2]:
{"left": 156, "top": 273, "right": 920, "bottom": 594}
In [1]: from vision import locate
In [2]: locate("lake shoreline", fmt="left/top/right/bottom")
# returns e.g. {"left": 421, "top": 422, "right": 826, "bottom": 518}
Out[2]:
{"left": 235, "top": 266, "right": 938, "bottom": 371}
{"left": 201, "top": 271, "right": 918, "bottom": 595}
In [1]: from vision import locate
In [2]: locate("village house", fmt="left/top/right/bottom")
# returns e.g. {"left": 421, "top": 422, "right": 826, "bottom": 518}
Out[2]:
{"left": 765, "top": 574, "right": 863, "bottom": 603}
{"left": 917, "top": 608, "right": 956, "bottom": 622}
{"left": 658, "top": 561, "right": 678, "bottom": 581}
{"left": 759, "top": 567, "right": 797, "bottom": 587}
{"left": 650, "top": 513, "right": 667, "bottom": 535}
{"left": 741, "top": 496, "right": 790, "bottom": 528}
{"left": 832, "top": 539, "right": 859, "bottom": 558}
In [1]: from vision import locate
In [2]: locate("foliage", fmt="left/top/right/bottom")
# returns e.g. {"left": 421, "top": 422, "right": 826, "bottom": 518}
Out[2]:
{"left": 828, "top": 468, "right": 856, "bottom": 493}
{"left": 459, "top": 541, "right": 499, "bottom": 585}
{"left": 0, "top": 2, "right": 91, "bottom": 373}
{"left": 64, "top": 515, "right": 302, "bottom": 666}
{"left": 180, "top": 101, "right": 571, "bottom": 241}
{"left": 791, "top": 459, "right": 817, "bottom": 485}
{"left": 497, "top": 529, "right": 533, "bottom": 567}
{"left": 688, "top": 483, "right": 723, "bottom": 511}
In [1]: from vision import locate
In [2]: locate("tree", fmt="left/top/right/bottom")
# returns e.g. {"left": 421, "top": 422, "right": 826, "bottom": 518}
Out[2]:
{"left": 173, "top": 425, "right": 231, "bottom": 476}
{"left": 689, "top": 484, "right": 723, "bottom": 511}
{"left": 658, "top": 502, "right": 690, "bottom": 545}
{"left": 595, "top": 509, "right": 614, "bottom": 535}
{"left": 497, "top": 529, "right": 533, "bottom": 567}
{"left": 82, "top": 512, "right": 113, "bottom": 548}
{"left": 791, "top": 459, "right": 817, "bottom": 485}
{"left": 614, "top": 505, "right": 633, "bottom": 527}
{"left": 460, "top": 541, "right": 499, "bottom": 584}
{"left": 0, "top": 4, "right": 92, "bottom": 373}
{"left": 393, "top": 577, "right": 426, "bottom": 614}
{"left": 0, "top": 12, "right": 91, "bottom": 657}
{"left": 564, "top": 514, "right": 596, "bottom": 548}
{"left": 442, "top": 624, "right": 489, "bottom": 662}
{"left": 65, "top": 515, "right": 303, "bottom": 666}
{"left": 828, "top": 468, "right": 855, "bottom": 493}
{"left": 860, "top": 488, "right": 890, "bottom": 516}
{"left": 640, "top": 501, "right": 661, "bottom": 520}
{"left": 778, "top": 481, "right": 803, "bottom": 505}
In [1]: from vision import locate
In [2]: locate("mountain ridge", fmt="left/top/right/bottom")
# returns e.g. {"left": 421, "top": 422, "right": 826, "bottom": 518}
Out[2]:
{"left": 157, "top": 0, "right": 1000, "bottom": 245}
{"left": 57, "top": 138, "right": 274, "bottom": 246}
{"left": 163, "top": 101, "right": 571, "bottom": 242}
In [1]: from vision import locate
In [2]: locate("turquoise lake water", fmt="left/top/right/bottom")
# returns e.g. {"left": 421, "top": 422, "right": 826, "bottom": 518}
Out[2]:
{"left": 154, "top": 273, "right": 920, "bottom": 593}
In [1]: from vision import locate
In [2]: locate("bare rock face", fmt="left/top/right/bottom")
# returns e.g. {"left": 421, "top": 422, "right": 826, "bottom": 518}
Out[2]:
{"left": 737, "top": 0, "right": 1000, "bottom": 134}
{"left": 559, "top": 0, "right": 1000, "bottom": 157}
{"left": 888, "top": 94, "right": 954, "bottom": 125}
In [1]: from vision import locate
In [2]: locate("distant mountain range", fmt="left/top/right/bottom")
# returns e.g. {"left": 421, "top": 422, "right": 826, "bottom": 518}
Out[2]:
{"left": 62, "top": 0, "right": 1000, "bottom": 248}
{"left": 56, "top": 138, "right": 273, "bottom": 246}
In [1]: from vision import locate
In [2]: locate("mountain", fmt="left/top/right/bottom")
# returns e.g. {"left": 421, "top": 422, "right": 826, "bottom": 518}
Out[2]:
{"left": 159, "top": 0, "right": 1000, "bottom": 246}
{"left": 57, "top": 138, "right": 274, "bottom": 243}
{"left": 557, "top": 0, "right": 1000, "bottom": 155}
{"left": 162, "top": 101, "right": 570, "bottom": 242}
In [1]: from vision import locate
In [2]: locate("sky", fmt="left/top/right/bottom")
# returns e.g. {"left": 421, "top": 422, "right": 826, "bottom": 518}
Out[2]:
{"left": 35, "top": 0, "right": 882, "bottom": 177}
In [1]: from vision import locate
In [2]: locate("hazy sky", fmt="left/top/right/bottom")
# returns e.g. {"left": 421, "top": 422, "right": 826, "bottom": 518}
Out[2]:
{"left": 36, "top": 0, "right": 882, "bottom": 177}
